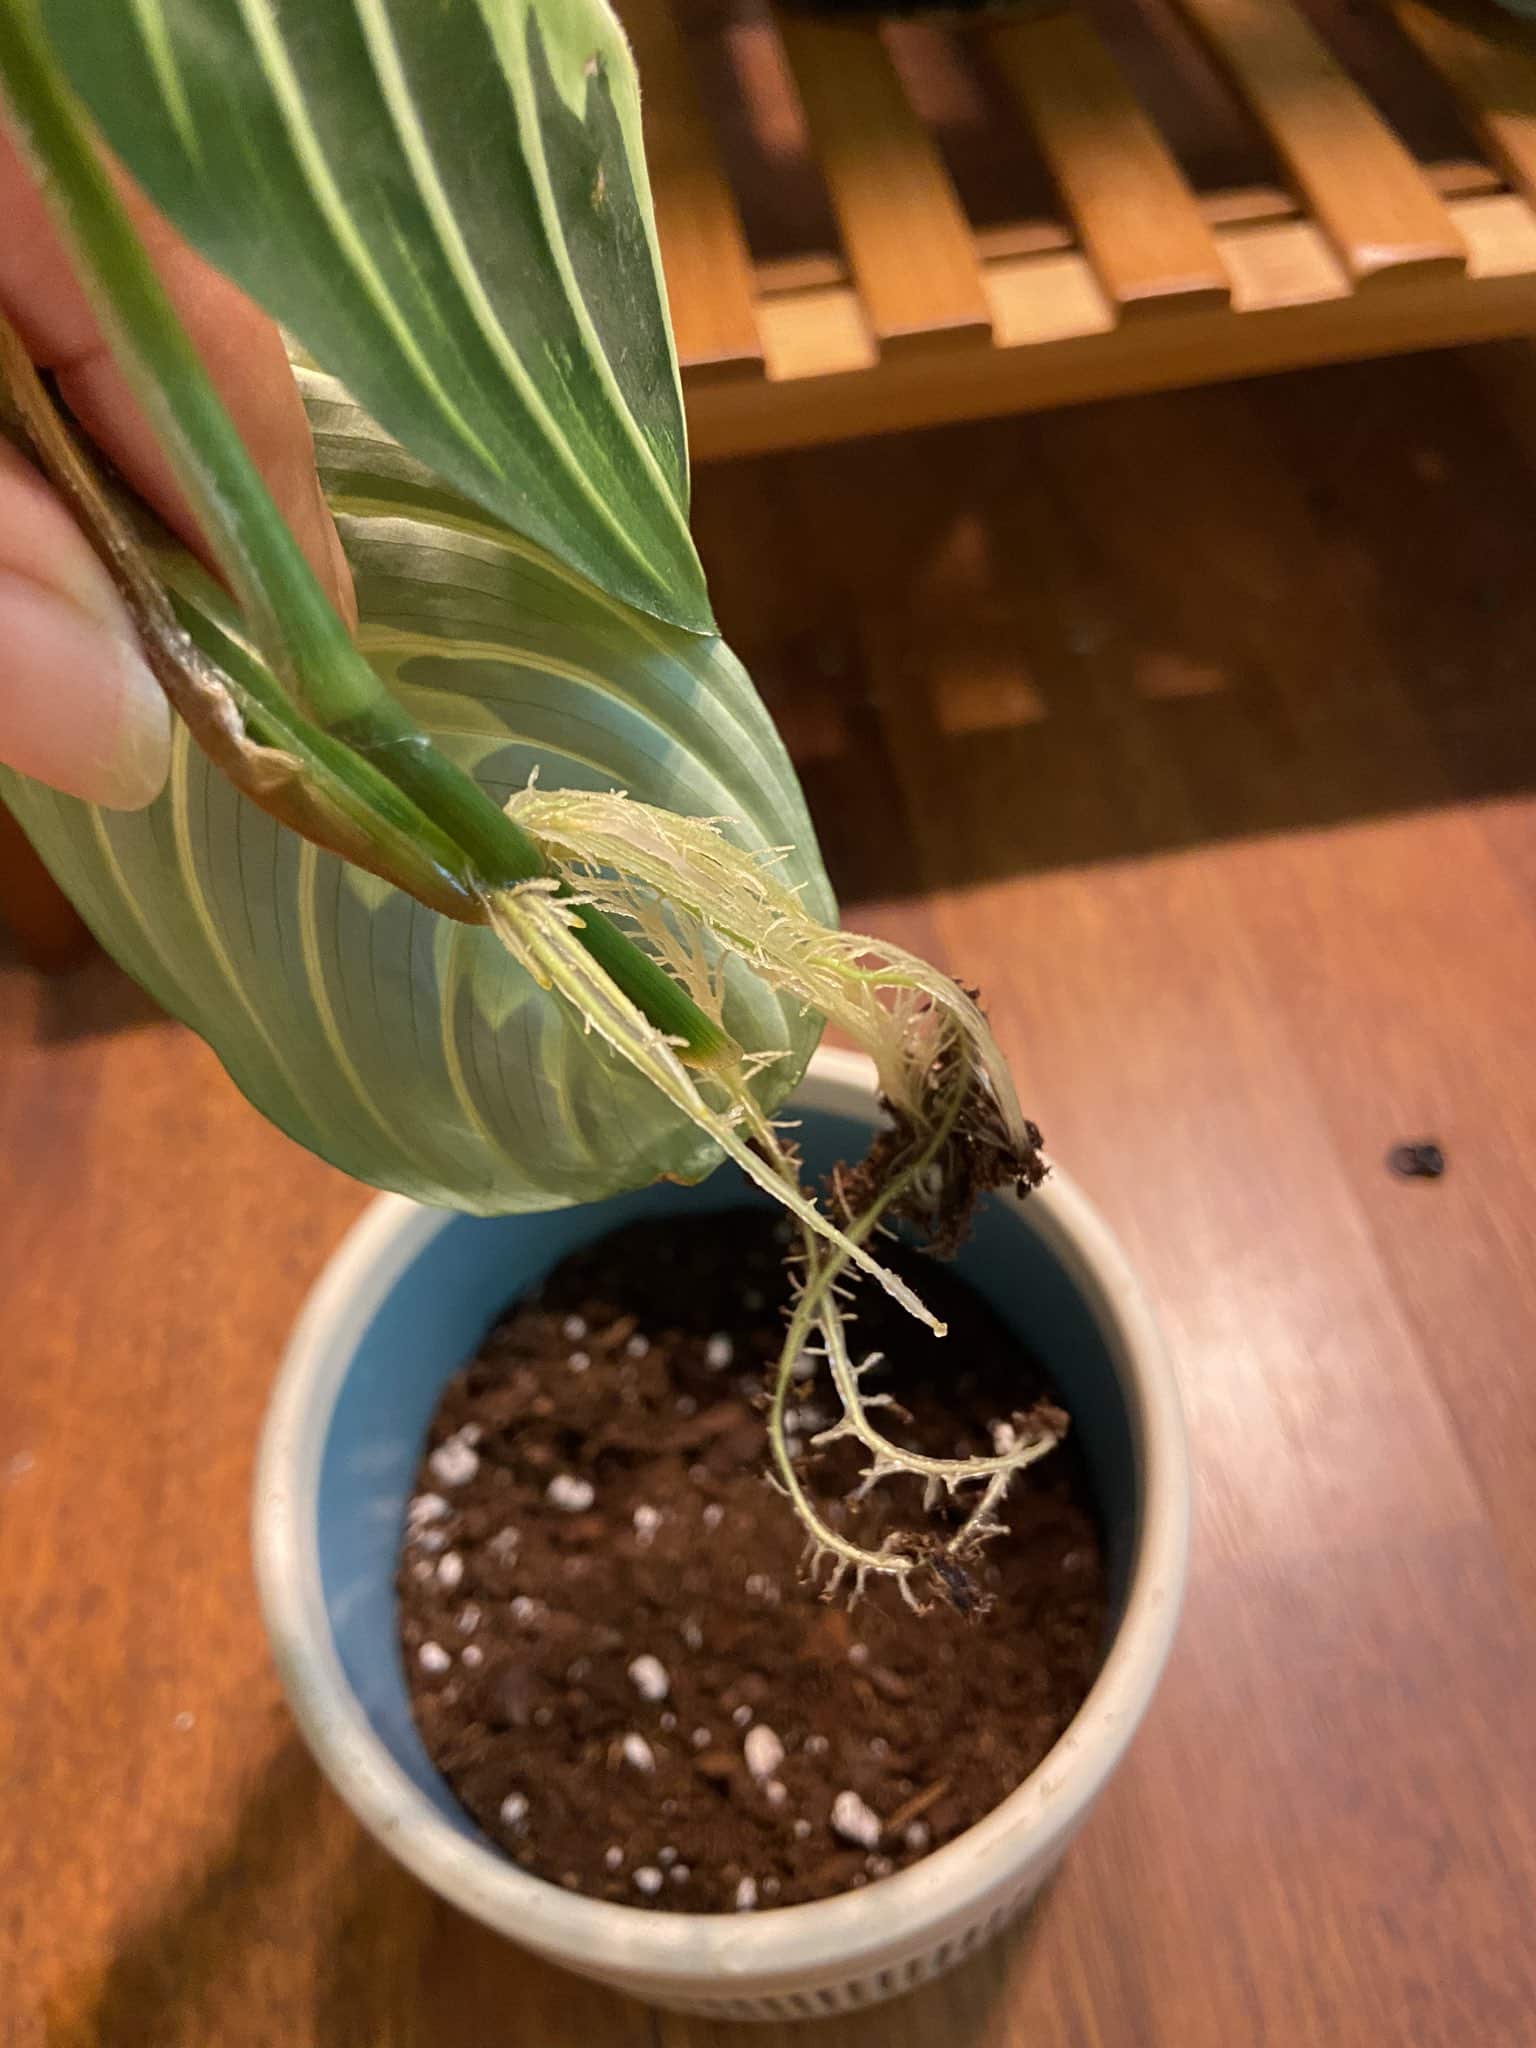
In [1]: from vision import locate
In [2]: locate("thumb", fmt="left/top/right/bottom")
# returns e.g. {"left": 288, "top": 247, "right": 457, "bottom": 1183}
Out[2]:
{"left": 0, "top": 435, "right": 169, "bottom": 810}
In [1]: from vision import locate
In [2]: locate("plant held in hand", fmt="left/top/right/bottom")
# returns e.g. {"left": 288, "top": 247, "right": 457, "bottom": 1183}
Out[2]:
{"left": 0, "top": 0, "right": 1060, "bottom": 1600}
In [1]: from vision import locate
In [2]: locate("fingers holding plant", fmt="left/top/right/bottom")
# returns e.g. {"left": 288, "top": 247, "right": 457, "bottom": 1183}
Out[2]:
{"left": 0, "top": 120, "right": 352, "bottom": 809}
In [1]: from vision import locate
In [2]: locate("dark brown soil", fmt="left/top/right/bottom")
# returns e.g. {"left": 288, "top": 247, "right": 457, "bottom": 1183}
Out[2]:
{"left": 397, "top": 1207, "right": 1107, "bottom": 1913}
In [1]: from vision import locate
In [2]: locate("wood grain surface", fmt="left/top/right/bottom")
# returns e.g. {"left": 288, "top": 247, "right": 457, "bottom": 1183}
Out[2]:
{"left": 6, "top": 344, "right": 1536, "bottom": 2046}
{"left": 1166, "top": 0, "right": 1466, "bottom": 285}
{"left": 980, "top": 11, "right": 1232, "bottom": 317}
{"left": 774, "top": 13, "right": 993, "bottom": 352}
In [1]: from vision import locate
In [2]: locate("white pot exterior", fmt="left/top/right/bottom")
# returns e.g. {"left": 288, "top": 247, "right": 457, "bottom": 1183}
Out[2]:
{"left": 255, "top": 1048, "right": 1189, "bottom": 2019}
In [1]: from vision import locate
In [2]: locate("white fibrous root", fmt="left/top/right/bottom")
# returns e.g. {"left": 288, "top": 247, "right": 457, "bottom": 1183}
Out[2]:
{"left": 489, "top": 786, "right": 1065, "bottom": 1609}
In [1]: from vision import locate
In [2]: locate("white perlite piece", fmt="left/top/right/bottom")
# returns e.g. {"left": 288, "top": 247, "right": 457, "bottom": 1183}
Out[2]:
{"left": 629, "top": 1654, "right": 670, "bottom": 1702}
{"left": 418, "top": 1641, "right": 451, "bottom": 1675}
{"left": 562, "top": 1314, "right": 588, "bottom": 1341}
{"left": 461, "top": 1643, "right": 484, "bottom": 1668}
{"left": 744, "top": 1725, "right": 785, "bottom": 1781}
{"left": 436, "top": 1551, "right": 464, "bottom": 1591}
{"left": 406, "top": 1492, "right": 449, "bottom": 1529}
{"left": 633, "top": 1866, "right": 663, "bottom": 1897}
{"left": 691, "top": 1727, "right": 712, "bottom": 1749}
{"left": 621, "top": 1732, "right": 656, "bottom": 1773}
{"left": 604, "top": 1845, "right": 624, "bottom": 1871}
{"left": 625, "top": 1333, "right": 650, "bottom": 1359}
{"left": 704, "top": 1333, "right": 734, "bottom": 1369}
{"left": 457, "top": 1603, "right": 481, "bottom": 1634}
{"left": 904, "top": 1820, "right": 931, "bottom": 1852}
{"left": 499, "top": 1792, "right": 529, "bottom": 1830}
{"left": 632, "top": 1504, "right": 662, "bottom": 1547}
{"left": 766, "top": 1781, "right": 787, "bottom": 1807}
{"left": 681, "top": 1618, "right": 705, "bottom": 1651}
{"left": 428, "top": 1433, "right": 479, "bottom": 1488}
{"left": 731, "top": 1703, "right": 753, "bottom": 1728}
{"left": 793, "top": 1818, "right": 812, "bottom": 1840}
{"left": 657, "top": 1846, "right": 678, "bottom": 1867}
{"left": 831, "top": 1790, "right": 882, "bottom": 1849}
{"left": 510, "top": 1595, "right": 539, "bottom": 1623}
{"left": 567, "top": 1349, "right": 591, "bottom": 1374}
{"left": 701, "top": 1503, "right": 724, "bottom": 1532}
{"left": 546, "top": 1474, "right": 595, "bottom": 1513}
{"left": 734, "top": 1876, "right": 758, "bottom": 1911}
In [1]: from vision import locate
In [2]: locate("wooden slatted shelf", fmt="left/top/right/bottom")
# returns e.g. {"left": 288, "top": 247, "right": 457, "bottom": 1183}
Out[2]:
{"left": 1173, "top": 0, "right": 1466, "bottom": 284}
{"left": 1393, "top": 0, "right": 1536, "bottom": 204}
{"left": 982, "top": 10, "right": 1231, "bottom": 316}
{"left": 623, "top": 0, "right": 766, "bottom": 377}
{"left": 625, "top": 0, "right": 1536, "bottom": 459}
{"left": 777, "top": 14, "right": 994, "bottom": 350}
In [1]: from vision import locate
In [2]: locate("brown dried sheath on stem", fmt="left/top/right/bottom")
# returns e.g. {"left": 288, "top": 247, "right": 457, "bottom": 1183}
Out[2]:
{"left": 0, "top": 312, "right": 484, "bottom": 921}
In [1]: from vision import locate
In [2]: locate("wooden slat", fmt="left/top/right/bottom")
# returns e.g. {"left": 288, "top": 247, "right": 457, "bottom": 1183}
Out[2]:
{"left": 1394, "top": 0, "right": 1536, "bottom": 208}
{"left": 967, "top": 156, "right": 1498, "bottom": 263}
{"left": 756, "top": 155, "right": 1501, "bottom": 307}
{"left": 621, "top": 0, "right": 763, "bottom": 377}
{"left": 686, "top": 194, "right": 1536, "bottom": 460}
{"left": 982, "top": 13, "right": 1231, "bottom": 317}
{"left": 757, "top": 281, "right": 878, "bottom": 383}
{"left": 774, "top": 13, "right": 992, "bottom": 354}
{"left": 1170, "top": 0, "right": 1466, "bottom": 285}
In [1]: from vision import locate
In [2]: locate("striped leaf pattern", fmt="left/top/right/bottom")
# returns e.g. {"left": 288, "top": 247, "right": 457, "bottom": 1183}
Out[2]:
{"left": 0, "top": 373, "right": 833, "bottom": 1211}
{"left": 42, "top": 0, "right": 712, "bottom": 632}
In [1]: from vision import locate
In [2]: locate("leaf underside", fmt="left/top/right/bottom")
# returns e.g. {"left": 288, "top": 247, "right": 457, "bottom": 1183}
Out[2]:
{"left": 0, "top": 372, "right": 833, "bottom": 1212}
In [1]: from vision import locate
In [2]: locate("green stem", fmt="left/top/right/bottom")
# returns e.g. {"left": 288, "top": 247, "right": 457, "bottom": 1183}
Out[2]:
{"left": 0, "top": 1, "right": 729, "bottom": 1064}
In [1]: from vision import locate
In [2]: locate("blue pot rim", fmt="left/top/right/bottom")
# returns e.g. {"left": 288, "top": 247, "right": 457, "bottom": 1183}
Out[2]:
{"left": 253, "top": 1048, "right": 1190, "bottom": 1990}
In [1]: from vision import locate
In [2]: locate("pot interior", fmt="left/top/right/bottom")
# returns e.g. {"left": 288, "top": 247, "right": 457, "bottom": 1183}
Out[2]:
{"left": 314, "top": 1097, "right": 1140, "bottom": 1844}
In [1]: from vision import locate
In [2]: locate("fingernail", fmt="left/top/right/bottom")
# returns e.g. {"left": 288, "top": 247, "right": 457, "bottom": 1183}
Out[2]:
{"left": 99, "top": 636, "right": 174, "bottom": 809}
{"left": 0, "top": 571, "right": 171, "bottom": 810}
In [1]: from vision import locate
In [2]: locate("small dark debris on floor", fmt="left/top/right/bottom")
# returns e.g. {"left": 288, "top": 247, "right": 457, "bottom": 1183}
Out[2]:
{"left": 1387, "top": 1140, "right": 1447, "bottom": 1181}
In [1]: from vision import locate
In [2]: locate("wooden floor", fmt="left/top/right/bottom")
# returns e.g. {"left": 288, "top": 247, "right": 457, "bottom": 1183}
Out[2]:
{"left": 5, "top": 340, "right": 1536, "bottom": 2045}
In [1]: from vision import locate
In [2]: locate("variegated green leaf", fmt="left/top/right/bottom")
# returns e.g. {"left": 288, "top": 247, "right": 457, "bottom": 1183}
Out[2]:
{"left": 0, "top": 372, "right": 831, "bottom": 1211}
{"left": 41, "top": 0, "right": 710, "bottom": 632}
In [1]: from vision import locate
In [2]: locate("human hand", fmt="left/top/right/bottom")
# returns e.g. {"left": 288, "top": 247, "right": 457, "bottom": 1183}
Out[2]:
{"left": 0, "top": 122, "right": 354, "bottom": 812}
